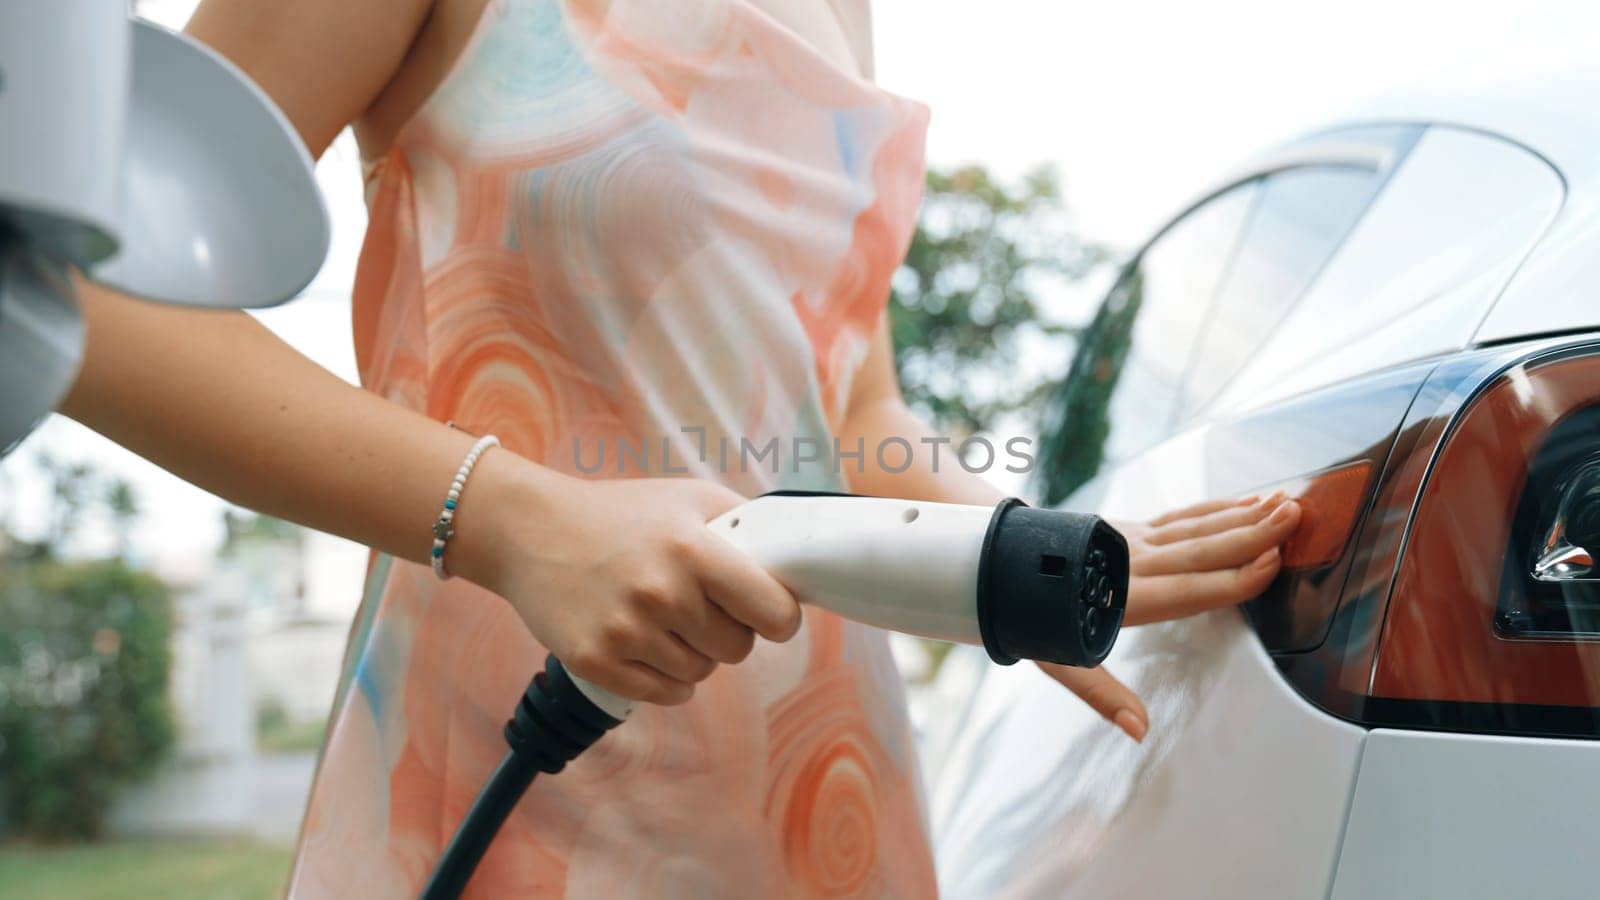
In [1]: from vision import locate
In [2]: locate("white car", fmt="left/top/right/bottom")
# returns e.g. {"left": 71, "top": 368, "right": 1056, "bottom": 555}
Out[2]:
{"left": 922, "top": 57, "right": 1600, "bottom": 899}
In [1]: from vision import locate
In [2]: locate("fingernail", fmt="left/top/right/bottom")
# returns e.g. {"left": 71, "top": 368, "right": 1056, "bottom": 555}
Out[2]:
{"left": 1236, "top": 495, "right": 1259, "bottom": 506}
{"left": 1270, "top": 501, "right": 1300, "bottom": 525}
{"left": 1253, "top": 547, "right": 1281, "bottom": 569}
{"left": 1114, "top": 709, "right": 1147, "bottom": 743}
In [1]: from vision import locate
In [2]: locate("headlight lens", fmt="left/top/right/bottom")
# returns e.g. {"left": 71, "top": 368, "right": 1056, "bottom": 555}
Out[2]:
{"left": 1531, "top": 452, "right": 1600, "bottom": 584}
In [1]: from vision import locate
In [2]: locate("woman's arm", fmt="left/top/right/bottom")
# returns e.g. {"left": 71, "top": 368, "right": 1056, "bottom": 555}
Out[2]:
{"left": 185, "top": 0, "right": 435, "bottom": 159}
{"left": 61, "top": 284, "right": 503, "bottom": 580}
{"left": 61, "top": 284, "right": 799, "bottom": 704}
{"left": 60, "top": 0, "right": 445, "bottom": 558}
{"left": 54, "top": 0, "right": 802, "bottom": 707}
{"left": 835, "top": 315, "right": 1007, "bottom": 507}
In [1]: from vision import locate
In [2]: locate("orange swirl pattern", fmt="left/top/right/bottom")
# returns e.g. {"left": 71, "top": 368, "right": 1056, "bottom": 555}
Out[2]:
{"left": 288, "top": 1, "right": 935, "bottom": 897}
{"left": 768, "top": 671, "right": 884, "bottom": 896}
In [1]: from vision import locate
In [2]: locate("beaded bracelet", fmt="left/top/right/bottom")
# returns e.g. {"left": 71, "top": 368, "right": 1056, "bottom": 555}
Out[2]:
{"left": 432, "top": 433, "right": 500, "bottom": 580}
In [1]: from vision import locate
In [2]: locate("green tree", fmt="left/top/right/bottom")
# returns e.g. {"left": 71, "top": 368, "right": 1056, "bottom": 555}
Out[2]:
{"left": 0, "top": 457, "right": 177, "bottom": 838}
{"left": 0, "top": 559, "right": 176, "bottom": 839}
{"left": 105, "top": 479, "right": 140, "bottom": 562}
{"left": 889, "top": 165, "right": 1107, "bottom": 438}
{"left": 37, "top": 455, "right": 95, "bottom": 550}
{"left": 1033, "top": 269, "right": 1143, "bottom": 505}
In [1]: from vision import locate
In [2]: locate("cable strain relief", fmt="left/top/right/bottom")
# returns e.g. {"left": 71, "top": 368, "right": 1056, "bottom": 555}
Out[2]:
{"left": 504, "top": 654, "right": 624, "bottom": 775}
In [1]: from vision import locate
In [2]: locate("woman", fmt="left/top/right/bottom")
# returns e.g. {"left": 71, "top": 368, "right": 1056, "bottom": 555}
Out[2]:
{"left": 63, "top": 0, "right": 1300, "bottom": 895}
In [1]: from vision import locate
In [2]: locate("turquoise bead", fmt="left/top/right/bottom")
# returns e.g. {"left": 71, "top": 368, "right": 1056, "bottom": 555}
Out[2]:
{"left": 431, "top": 545, "right": 444, "bottom": 557}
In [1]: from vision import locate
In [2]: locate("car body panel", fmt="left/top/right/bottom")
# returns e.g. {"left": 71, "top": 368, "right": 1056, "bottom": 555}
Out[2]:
{"left": 925, "top": 360, "right": 1431, "bottom": 897}
{"left": 1330, "top": 729, "right": 1600, "bottom": 899}
{"left": 926, "top": 613, "right": 1363, "bottom": 900}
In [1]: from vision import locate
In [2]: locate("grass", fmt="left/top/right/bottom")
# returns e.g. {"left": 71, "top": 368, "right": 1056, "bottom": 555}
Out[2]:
{"left": 256, "top": 718, "right": 327, "bottom": 755}
{"left": 0, "top": 838, "right": 292, "bottom": 900}
{"left": 255, "top": 698, "right": 327, "bottom": 756}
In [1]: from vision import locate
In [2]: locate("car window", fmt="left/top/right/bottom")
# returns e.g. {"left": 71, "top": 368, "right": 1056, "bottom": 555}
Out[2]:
{"left": 1176, "top": 166, "right": 1388, "bottom": 421}
{"left": 1035, "top": 127, "right": 1422, "bottom": 506}
{"left": 1208, "top": 125, "right": 1563, "bottom": 414}
{"left": 1034, "top": 183, "right": 1257, "bottom": 504}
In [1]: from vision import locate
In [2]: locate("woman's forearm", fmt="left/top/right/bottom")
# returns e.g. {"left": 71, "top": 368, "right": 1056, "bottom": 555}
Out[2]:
{"left": 56, "top": 281, "right": 810, "bottom": 704}
{"left": 58, "top": 278, "right": 551, "bottom": 588}
{"left": 837, "top": 396, "right": 1005, "bottom": 506}
{"left": 838, "top": 314, "right": 1005, "bottom": 505}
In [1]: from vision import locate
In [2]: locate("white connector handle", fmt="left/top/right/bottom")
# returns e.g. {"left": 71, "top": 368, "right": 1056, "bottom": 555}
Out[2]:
{"left": 565, "top": 494, "right": 995, "bottom": 721}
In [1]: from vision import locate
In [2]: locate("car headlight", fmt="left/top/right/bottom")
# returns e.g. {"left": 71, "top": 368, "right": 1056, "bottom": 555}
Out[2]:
{"left": 1374, "top": 346, "right": 1600, "bottom": 729}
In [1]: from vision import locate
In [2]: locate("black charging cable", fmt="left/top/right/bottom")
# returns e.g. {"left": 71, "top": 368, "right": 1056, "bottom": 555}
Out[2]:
{"left": 419, "top": 654, "right": 621, "bottom": 900}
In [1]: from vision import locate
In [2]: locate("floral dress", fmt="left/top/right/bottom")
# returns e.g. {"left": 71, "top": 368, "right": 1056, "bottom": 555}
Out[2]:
{"left": 288, "top": 1, "right": 934, "bottom": 896}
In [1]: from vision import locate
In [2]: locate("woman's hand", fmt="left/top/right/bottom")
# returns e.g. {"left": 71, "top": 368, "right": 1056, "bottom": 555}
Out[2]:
{"left": 1026, "top": 494, "right": 1301, "bottom": 743}
{"left": 1034, "top": 663, "right": 1150, "bottom": 742}
{"left": 1120, "top": 494, "right": 1303, "bottom": 626}
{"left": 476, "top": 472, "right": 802, "bottom": 707}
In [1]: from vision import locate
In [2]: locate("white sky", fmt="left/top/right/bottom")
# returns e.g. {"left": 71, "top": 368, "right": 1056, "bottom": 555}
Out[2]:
{"left": 6, "top": 0, "right": 1600, "bottom": 592}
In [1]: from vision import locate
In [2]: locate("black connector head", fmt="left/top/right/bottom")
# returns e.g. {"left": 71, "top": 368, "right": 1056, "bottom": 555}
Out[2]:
{"left": 976, "top": 499, "right": 1130, "bottom": 667}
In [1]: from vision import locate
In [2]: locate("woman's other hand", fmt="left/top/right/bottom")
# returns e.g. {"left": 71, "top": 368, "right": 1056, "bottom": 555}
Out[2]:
{"left": 1119, "top": 494, "right": 1303, "bottom": 626}
{"left": 472, "top": 470, "right": 802, "bottom": 707}
{"left": 1034, "top": 662, "right": 1150, "bottom": 743}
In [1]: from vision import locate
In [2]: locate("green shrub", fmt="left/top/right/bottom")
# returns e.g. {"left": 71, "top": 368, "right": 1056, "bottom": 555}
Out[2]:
{"left": 0, "top": 559, "right": 176, "bottom": 839}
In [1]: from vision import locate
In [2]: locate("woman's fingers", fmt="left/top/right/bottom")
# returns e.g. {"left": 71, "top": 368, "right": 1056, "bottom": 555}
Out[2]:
{"left": 628, "top": 630, "right": 717, "bottom": 686}
{"left": 680, "top": 479, "right": 748, "bottom": 520}
{"left": 691, "top": 531, "right": 803, "bottom": 643}
{"left": 1142, "top": 493, "right": 1284, "bottom": 546}
{"left": 1136, "top": 500, "right": 1301, "bottom": 575}
{"left": 1035, "top": 662, "right": 1148, "bottom": 742}
{"left": 674, "top": 603, "right": 757, "bottom": 665}
{"left": 573, "top": 658, "right": 695, "bottom": 706}
{"left": 1124, "top": 546, "right": 1283, "bottom": 626}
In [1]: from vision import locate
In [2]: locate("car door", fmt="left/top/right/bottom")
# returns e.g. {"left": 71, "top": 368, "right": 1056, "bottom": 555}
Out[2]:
{"left": 925, "top": 125, "right": 1564, "bottom": 899}
{"left": 929, "top": 132, "right": 1404, "bottom": 898}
